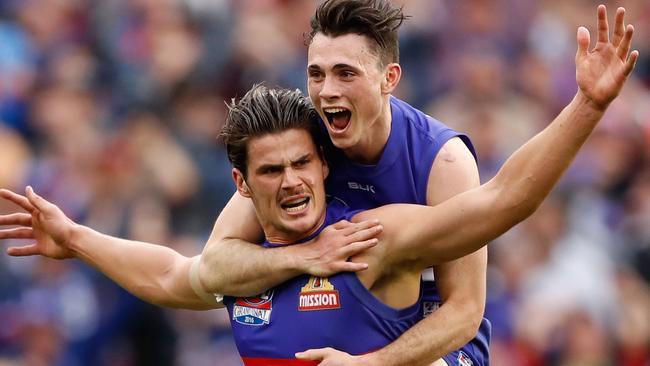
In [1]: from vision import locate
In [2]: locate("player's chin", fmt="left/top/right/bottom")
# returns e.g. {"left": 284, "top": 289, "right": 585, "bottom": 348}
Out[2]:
{"left": 328, "top": 132, "right": 357, "bottom": 150}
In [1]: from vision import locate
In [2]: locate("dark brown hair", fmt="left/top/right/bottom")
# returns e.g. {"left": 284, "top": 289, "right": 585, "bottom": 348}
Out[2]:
{"left": 307, "top": 0, "right": 408, "bottom": 66}
{"left": 220, "top": 84, "right": 323, "bottom": 177}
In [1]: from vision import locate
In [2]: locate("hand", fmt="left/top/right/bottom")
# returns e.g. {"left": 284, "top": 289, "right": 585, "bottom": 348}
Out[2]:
{"left": 296, "top": 219, "right": 382, "bottom": 277}
{"left": 576, "top": 5, "right": 639, "bottom": 110}
{"left": 0, "top": 186, "right": 77, "bottom": 259}
{"left": 296, "top": 348, "right": 370, "bottom": 366}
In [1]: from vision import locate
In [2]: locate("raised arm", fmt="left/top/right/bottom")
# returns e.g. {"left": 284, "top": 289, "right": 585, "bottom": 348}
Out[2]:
{"left": 375, "top": 5, "right": 638, "bottom": 271}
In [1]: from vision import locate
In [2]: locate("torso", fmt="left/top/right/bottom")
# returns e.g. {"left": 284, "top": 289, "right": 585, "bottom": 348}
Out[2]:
{"left": 224, "top": 200, "right": 423, "bottom": 364}
{"left": 325, "top": 96, "right": 475, "bottom": 305}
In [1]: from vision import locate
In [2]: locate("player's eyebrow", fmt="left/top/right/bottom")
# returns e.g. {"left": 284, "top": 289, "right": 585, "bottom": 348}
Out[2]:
{"left": 292, "top": 153, "right": 312, "bottom": 164}
{"left": 307, "top": 63, "right": 360, "bottom": 72}
{"left": 255, "top": 162, "right": 283, "bottom": 174}
{"left": 331, "top": 63, "right": 359, "bottom": 72}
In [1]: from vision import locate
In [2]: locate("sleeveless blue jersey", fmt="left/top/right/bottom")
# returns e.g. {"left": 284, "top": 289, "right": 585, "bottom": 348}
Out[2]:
{"left": 325, "top": 96, "right": 476, "bottom": 304}
{"left": 324, "top": 96, "right": 476, "bottom": 209}
{"left": 224, "top": 199, "right": 423, "bottom": 365}
{"left": 323, "top": 97, "right": 491, "bottom": 366}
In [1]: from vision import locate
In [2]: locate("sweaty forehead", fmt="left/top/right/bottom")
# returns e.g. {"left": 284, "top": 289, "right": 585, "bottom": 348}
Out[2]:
{"left": 308, "top": 33, "right": 380, "bottom": 69}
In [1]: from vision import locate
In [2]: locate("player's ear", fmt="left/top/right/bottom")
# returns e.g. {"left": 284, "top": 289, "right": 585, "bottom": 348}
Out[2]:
{"left": 232, "top": 168, "right": 252, "bottom": 198}
{"left": 319, "top": 147, "right": 329, "bottom": 179}
{"left": 381, "top": 63, "right": 401, "bottom": 94}
{"left": 322, "top": 160, "right": 329, "bottom": 179}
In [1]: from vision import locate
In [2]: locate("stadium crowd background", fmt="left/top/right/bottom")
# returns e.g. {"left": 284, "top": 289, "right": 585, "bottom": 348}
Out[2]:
{"left": 0, "top": 0, "right": 649, "bottom": 365}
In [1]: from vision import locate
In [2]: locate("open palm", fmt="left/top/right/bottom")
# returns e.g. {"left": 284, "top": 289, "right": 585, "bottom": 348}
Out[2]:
{"left": 0, "top": 187, "right": 76, "bottom": 259}
{"left": 576, "top": 5, "right": 638, "bottom": 110}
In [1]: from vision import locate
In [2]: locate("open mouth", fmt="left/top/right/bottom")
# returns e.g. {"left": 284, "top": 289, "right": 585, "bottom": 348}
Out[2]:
{"left": 323, "top": 107, "right": 351, "bottom": 132}
{"left": 281, "top": 197, "right": 310, "bottom": 213}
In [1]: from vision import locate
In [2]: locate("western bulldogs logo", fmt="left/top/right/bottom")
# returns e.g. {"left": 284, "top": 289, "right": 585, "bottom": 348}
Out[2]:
{"left": 457, "top": 351, "right": 474, "bottom": 366}
{"left": 298, "top": 276, "right": 341, "bottom": 311}
{"left": 232, "top": 290, "right": 274, "bottom": 326}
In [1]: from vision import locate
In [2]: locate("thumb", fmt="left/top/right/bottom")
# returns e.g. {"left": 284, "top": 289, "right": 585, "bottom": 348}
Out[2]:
{"left": 576, "top": 26, "right": 590, "bottom": 59}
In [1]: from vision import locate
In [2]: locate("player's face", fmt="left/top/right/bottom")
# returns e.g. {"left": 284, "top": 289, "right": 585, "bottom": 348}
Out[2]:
{"left": 234, "top": 129, "right": 329, "bottom": 244}
{"left": 307, "top": 33, "right": 390, "bottom": 151}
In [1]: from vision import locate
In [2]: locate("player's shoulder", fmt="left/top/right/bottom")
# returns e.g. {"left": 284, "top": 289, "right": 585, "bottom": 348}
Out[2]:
{"left": 390, "top": 96, "right": 450, "bottom": 131}
{"left": 390, "top": 96, "right": 455, "bottom": 139}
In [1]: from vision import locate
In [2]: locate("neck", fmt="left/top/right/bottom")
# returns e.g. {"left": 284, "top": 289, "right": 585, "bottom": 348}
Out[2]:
{"left": 342, "top": 96, "right": 392, "bottom": 165}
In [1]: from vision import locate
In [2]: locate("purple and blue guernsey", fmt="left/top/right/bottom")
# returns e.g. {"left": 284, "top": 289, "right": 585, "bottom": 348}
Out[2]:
{"left": 224, "top": 199, "right": 423, "bottom": 365}
{"left": 324, "top": 97, "right": 490, "bottom": 366}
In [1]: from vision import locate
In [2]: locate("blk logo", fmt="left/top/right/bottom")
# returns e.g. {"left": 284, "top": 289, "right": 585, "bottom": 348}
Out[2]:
{"left": 348, "top": 182, "right": 375, "bottom": 194}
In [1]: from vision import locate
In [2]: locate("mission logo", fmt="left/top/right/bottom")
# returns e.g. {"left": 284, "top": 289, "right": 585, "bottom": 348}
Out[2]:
{"left": 298, "top": 276, "right": 341, "bottom": 311}
{"left": 233, "top": 290, "right": 274, "bottom": 326}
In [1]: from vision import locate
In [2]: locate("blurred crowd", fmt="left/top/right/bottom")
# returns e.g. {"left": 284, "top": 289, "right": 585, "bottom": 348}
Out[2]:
{"left": 0, "top": 0, "right": 649, "bottom": 365}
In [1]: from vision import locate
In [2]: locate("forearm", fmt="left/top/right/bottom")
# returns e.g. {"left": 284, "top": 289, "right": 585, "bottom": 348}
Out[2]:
{"left": 199, "top": 237, "right": 303, "bottom": 297}
{"left": 491, "top": 91, "right": 605, "bottom": 214}
{"left": 69, "top": 225, "right": 208, "bottom": 309}
{"left": 364, "top": 301, "right": 480, "bottom": 366}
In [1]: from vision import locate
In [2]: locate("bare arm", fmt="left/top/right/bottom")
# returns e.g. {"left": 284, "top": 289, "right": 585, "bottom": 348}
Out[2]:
{"left": 368, "top": 5, "right": 639, "bottom": 271}
{"left": 299, "top": 6, "right": 638, "bottom": 365}
{"left": 364, "top": 137, "right": 485, "bottom": 365}
{"left": 0, "top": 187, "right": 219, "bottom": 310}
{"left": 199, "top": 192, "right": 382, "bottom": 297}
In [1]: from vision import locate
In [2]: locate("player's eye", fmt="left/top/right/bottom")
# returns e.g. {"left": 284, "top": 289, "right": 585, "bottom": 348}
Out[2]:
{"left": 261, "top": 166, "right": 282, "bottom": 174}
{"left": 294, "top": 158, "right": 310, "bottom": 168}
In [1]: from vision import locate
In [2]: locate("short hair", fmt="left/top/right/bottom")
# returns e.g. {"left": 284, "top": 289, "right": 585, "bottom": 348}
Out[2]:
{"left": 307, "top": 0, "right": 408, "bottom": 66}
{"left": 220, "top": 84, "right": 323, "bottom": 177}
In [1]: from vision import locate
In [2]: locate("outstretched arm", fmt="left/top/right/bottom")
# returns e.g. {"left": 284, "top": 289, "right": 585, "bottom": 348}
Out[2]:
{"left": 0, "top": 187, "right": 381, "bottom": 308}
{"left": 384, "top": 5, "right": 639, "bottom": 269}
{"left": 0, "top": 187, "right": 218, "bottom": 310}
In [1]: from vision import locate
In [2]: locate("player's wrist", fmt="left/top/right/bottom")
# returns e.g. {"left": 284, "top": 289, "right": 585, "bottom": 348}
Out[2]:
{"left": 574, "top": 88, "right": 610, "bottom": 113}
{"left": 356, "top": 351, "right": 391, "bottom": 366}
{"left": 65, "top": 223, "right": 92, "bottom": 258}
{"left": 285, "top": 243, "right": 313, "bottom": 275}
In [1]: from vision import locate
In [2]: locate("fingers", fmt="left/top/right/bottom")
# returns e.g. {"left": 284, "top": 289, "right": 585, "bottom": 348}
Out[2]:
{"left": 335, "top": 261, "right": 370, "bottom": 273}
{"left": 329, "top": 219, "right": 351, "bottom": 230}
{"left": 0, "top": 213, "right": 33, "bottom": 226}
{"left": 596, "top": 4, "right": 609, "bottom": 44}
{"left": 6, "top": 244, "right": 40, "bottom": 257}
{"left": 611, "top": 7, "right": 626, "bottom": 47}
{"left": 339, "top": 238, "right": 378, "bottom": 260}
{"left": 295, "top": 348, "right": 331, "bottom": 360}
{"left": 624, "top": 50, "right": 640, "bottom": 77}
{"left": 340, "top": 219, "right": 380, "bottom": 236}
{"left": 576, "top": 26, "right": 590, "bottom": 60}
{"left": 344, "top": 224, "right": 382, "bottom": 243}
{"left": 0, "top": 227, "right": 34, "bottom": 240}
{"left": 617, "top": 24, "right": 634, "bottom": 61}
{"left": 0, "top": 189, "right": 35, "bottom": 213}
